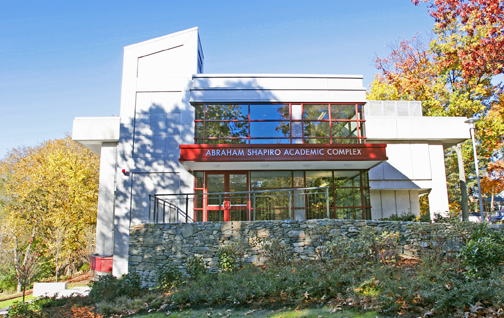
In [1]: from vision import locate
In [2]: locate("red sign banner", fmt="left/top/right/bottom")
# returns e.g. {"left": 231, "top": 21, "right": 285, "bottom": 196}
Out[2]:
{"left": 180, "top": 143, "right": 387, "bottom": 162}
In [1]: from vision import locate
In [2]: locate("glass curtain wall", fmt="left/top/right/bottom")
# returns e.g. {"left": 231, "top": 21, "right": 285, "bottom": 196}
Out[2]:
{"left": 193, "top": 170, "right": 371, "bottom": 221}
{"left": 194, "top": 103, "right": 365, "bottom": 144}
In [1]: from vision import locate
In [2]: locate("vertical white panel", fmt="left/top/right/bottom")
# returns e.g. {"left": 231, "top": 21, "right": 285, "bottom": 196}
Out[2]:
{"left": 411, "top": 144, "right": 432, "bottom": 179}
{"left": 381, "top": 190, "right": 397, "bottom": 218}
{"left": 410, "top": 190, "right": 421, "bottom": 216}
{"left": 370, "top": 190, "right": 382, "bottom": 220}
{"left": 395, "top": 190, "right": 411, "bottom": 215}
{"left": 383, "top": 144, "right": 413, "bottom": 180}
{"left": 428, "top": 144, "right": 450, "bottom": 217}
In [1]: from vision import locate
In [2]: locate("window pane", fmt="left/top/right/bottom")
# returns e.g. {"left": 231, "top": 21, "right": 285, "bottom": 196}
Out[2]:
{"left": 250, "top": 139, "right": 289, "bottom": 144}
{"left": 332, "top": 138, "right": 359, "bottom": 144}
{"left": 195, "top": 172, "right": 204, "bottom": 188}
{"left": 195, "top": 190, "right": 203, "bottom": 208}
{"left": 331, "top": 104, "right": 356, "bottom": 120}
{"left": 250, "top": 104, "right": 289, "bottom": 120}
{"left": 291, "top": 105, "right": 302, "bottom": 120}
{"left": 205, "top": 104, "right": 248, "bottom": 120}
{"left": 304, "top": 121, "right": 330, "bottom": 138}
{"left": 250, "top": 121, "right": 290, "bottom": 138}
{"left": 206, "top": 121, "right": 248, "bottom": 138}
{"left": 303, "top": 104, "right": 329, "bottom": 120}
{"left": 305, "top": 171, "right": 332, "bottom": 188}
{"left": 359, "top": 122, "right": 365, "bottom": 138}
{"left": 195, "top": 122, "right": 204, "bottom": 138}
{"left": 332, "top": 121, "right": 358, "bottom": 138}
{"left": 205, "top": 138, "right": 247, "bottom": 144}
{"left": 335, "top": 188, "right": 362, "bottom": 207}
{"left": 195, "top": 105, "right": 204, "bottom": 120}
{"left": 251, "top": 171, "right": 292, "bottom": 188}
{"left": 334, "top": 171, "right": 361, "bottom": 187}
{"left": 293, "top": 171, "right": 304, "bottom": 187}
{"left": 291, "top": 122, "right": 302, "bottom": 138}
{"left": 304, "top": 138, "right": 330, "bottom": 144}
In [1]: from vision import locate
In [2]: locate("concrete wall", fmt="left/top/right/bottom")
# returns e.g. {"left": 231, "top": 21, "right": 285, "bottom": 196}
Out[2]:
{"left": 365, "top": 101, "right": 469, "bottom": 220}
{"left": 113, "top": 27, "right": 202, "bottom": 277}
{"left": 191, "top": 74, "right": 367, "bottom": 103}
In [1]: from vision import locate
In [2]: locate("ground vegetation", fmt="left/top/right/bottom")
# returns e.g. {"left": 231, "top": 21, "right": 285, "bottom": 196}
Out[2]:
{"left": 8, "top": 219, "right": 504, "bottom": 317}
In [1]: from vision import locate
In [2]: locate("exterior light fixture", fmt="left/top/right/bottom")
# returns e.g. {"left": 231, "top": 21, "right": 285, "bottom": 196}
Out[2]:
{"left": 465, "top": 118, "right": 485, "bottom": 222}
{"left": 260, "top": 164, "right": 269, "bottom": 167}
{"left": 211, "top": 164, "right": 220, "bottom": 168}
{"left": 344, "top": 163, "right": 353, "bottom": 167}
{"left": 302, "top": 164, "right": 312, "bottom": 167}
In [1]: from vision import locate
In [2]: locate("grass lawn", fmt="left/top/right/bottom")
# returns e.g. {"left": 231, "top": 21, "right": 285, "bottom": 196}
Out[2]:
{"left": 0, "top": 294, "right": 35, "bottom": 309}
{"left": 133, "top": 307, "right": 379, "bottom": 318}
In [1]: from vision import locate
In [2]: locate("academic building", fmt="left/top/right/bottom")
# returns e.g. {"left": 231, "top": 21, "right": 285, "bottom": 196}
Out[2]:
{"left": 72, "top": 28, "right": 469, "bottom": 276}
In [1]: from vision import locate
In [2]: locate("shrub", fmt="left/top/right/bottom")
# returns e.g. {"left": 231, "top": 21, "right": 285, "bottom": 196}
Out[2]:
{"left": 89, "top": 272, "right": 143, "bottom": 302}
{"left": 252, "top": 236, "right": 291, "bottom": 266}
{"left": 458, "top": 236, "right": 504, "bottom": 276}
{"left": 157, "top": 261, "right": 183, "bottom": 291}
{"left": 380, "top": 211, "right": 418, "bottom": 222}
{"left": 116, "top": 271, "right": 142, "bottom": 299}
{"left": 0, "top": 268, "right": 17, "bottom": 292}
{"left": 216, "top": 244, "right": 238, "bottom": 272}
{"left": 7, "top": 301, "right": 42, "bottom": 318}
{"left": 185, "top": 255, "right": 206, "bottom": 279}
{"left": 89, "top": 275, "right": 119, "bottom": 302}
{"left": 79, "top": 263, "right": 90, "bottom": 272}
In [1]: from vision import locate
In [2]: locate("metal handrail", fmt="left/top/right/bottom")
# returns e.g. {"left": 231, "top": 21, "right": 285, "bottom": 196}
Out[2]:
{"left": 148, "top": 186, "right": 329, "bottom": 224}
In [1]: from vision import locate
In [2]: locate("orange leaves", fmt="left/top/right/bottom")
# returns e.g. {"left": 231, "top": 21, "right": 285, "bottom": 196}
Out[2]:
{"left": 414, "top": 0, "right": 504, "bottom": 79}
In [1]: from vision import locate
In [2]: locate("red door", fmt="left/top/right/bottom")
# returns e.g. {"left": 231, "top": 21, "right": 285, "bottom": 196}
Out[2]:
{"left": 205, "top": 172, "right": 248, "bottom": 222}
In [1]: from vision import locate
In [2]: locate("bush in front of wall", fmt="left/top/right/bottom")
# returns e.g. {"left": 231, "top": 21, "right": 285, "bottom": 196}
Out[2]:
{"left": 185, "top": 255, "right": 206, "bottom": 279}
{"left": 157, "top": 261, "right": 183, "bottom": 291}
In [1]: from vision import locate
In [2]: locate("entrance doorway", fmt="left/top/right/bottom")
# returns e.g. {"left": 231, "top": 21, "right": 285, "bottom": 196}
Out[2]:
{"left": 205, "top": 172, "right": 249, "bottom": 221}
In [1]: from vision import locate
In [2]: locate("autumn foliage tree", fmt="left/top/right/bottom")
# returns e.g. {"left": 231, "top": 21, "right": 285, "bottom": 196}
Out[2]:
{"left": 481, "top": 160, "right": 504, "bottom": 211}
{"left": 0, "top": 136, "right": 99, "bottom": 288}
{"left": 369, "top": 0, "right": 504, "bottom": 212}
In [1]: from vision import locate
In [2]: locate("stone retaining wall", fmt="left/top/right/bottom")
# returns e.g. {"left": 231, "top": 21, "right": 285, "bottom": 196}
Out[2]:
{"left": 128, "top": 219, "right": 501, "bottom": 287}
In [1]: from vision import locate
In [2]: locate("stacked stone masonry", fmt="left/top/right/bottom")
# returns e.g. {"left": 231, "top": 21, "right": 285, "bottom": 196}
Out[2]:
{"left": 128, "top": 219, "right": 502, "bottom": 287}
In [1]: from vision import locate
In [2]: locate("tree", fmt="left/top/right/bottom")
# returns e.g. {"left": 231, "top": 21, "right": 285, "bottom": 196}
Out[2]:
{"left": 369, "top": 0, "right": 504, "bottom": 212}
{"left": 0, "top": 136, "right": 99, "bottom": 284}
{"left": 481, "top": 160, "right": 504, "bottom": 211}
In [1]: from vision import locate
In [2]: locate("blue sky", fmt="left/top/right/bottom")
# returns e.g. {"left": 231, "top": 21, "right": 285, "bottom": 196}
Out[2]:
{"left": 0, "top": 0, "right": 434, "bottom": 158}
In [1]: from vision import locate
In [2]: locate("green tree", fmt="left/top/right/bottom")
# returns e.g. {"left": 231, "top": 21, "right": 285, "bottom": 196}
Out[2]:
{"left": 0, "top": 136, "right": 99, "bottom": 281}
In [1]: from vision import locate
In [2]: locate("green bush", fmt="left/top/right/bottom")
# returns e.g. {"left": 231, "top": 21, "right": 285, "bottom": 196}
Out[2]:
{"left": 458, "top": 236, "right": 504, "bottom": 276}
{"left": 116, "top": 271, "right": 142, "bottom": 299}
{"left": 89, "top": 274, "right": 119, "bottom": 302}
{"left": 157, "top": 261, "right": 183, "bottom": 291}
{"left": 380, "top": 211, "right": 418, "bottom": 222}
{"left": 89, "top": 271, "right": 143, "bottom": 302}
{"left": 0, "top": 268, "right": 18, "bottom": 292}
{"left": 217, "top": 245, "right": 238, "bottom": 272}
{"left": 185, "top": 255, "right": 206, "bottom": 279}
{"left": 79, "top": 263, "right": 90, "bottom": 272}
{"left": 7, "top": 301, "right": 41, "bottom": 318}
{"left": 253, "top": 236, "right": 291, "bottom": 266}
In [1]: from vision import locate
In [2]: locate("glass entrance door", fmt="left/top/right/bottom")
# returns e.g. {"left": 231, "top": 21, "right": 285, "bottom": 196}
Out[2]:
{"left": 205, "top": 172, "right": 249, "bottom": 221}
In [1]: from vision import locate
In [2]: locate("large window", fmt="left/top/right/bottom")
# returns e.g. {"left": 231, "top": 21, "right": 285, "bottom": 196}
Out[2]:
{"left": 250, "top": 170, "right": 371, "bottom": 220}
{"left": 194, "top": 103, "right": 365, "bottom": 144}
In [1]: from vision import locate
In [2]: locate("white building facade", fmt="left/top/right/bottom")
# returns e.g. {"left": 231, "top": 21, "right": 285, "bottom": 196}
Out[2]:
{"left": 72, "top": 27, "right": 469, "bottom": 277}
